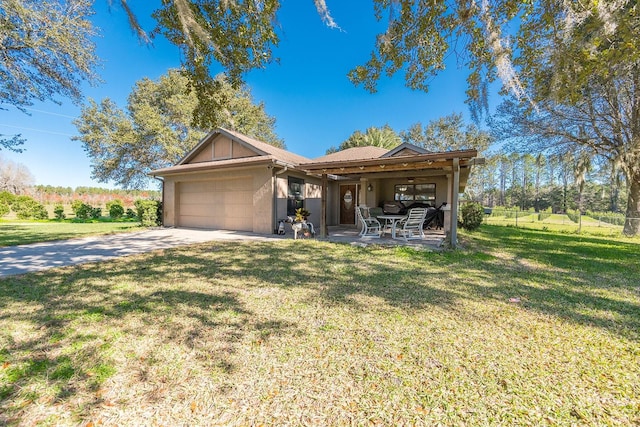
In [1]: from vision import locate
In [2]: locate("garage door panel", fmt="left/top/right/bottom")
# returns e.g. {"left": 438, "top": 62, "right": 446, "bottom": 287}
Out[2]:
{"left": 178, "top": 178, "right": 253, "bottom": 231}
{"left": 180, "top": 193, "right": 211, "bottom": 205}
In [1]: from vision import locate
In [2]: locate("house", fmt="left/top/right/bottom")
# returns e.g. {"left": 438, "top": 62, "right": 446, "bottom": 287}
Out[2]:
{"left": 150, "top": 128, "right": 480, "bottom": 245}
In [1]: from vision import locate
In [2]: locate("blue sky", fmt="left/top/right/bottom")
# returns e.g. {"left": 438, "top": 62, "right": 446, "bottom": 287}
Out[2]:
{"left": 1, "top": 0, "right": 487, "bottom": 189}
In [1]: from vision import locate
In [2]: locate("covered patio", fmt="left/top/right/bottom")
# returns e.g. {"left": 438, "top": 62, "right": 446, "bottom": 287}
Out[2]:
{"left": 323, "top": 225, "right": 447, "bottom": 249}
{"left": 300, "top": 144, "right": 481, "bottom": 248}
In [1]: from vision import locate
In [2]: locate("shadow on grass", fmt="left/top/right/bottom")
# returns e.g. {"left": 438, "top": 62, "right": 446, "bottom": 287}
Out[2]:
{"left": 150, "top": 241, "right": 460, "bottom": 311}
{"left": 0, "top": 226, "right": 638, "bottom": 422}
{"left": 474, "top": 225, "right": 640, "bottom": 276}
{"left": 458, "top": 225, "right": 640, "bottom": 340}
{"left": 0, "top": 254, "right": 295, "bottom": 421}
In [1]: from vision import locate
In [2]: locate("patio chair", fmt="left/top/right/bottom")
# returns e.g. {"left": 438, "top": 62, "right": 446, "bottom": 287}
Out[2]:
{"left": 369, "top": 207, "right": 384, "bottom": 220}
{"left": 356, "top": 206, "right": 382, "bottom": 238}
{"left": 396, "top": 207, "right": 428, "bottom": 241}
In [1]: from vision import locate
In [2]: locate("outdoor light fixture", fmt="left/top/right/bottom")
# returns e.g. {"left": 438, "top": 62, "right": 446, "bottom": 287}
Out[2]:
{"left": 407, "top": 177, "right": 415, "bottom": 183}
{"left": 367, "top": 184, "right": 373, "bottom": 192}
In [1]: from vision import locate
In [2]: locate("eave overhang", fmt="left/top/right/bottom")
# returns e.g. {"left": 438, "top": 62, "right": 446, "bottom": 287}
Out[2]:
{"left": 150, "top": 156, "right": 292, "bottom": 177}
{"left": 301, "top": 149, "right": 478, "bottom": 176}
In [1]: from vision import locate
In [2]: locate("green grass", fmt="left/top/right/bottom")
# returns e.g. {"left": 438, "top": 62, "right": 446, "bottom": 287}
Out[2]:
{"left": 486, "top": 212, "right": 624, "bottom": 236}
{"left": 0, "top": 225, "right": 638, "bottom": 425}
{"left": 0, "top": 220, "right": 143, "bottom": 247}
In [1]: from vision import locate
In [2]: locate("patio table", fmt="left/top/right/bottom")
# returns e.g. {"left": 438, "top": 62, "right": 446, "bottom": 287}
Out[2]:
{"left": 377, "top": 214, "right": 407, "bottom": 239}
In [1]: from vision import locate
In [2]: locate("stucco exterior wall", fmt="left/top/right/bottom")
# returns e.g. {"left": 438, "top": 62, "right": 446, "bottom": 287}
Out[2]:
{"left": 163, "top": 180, "right": 176, "bottom": 227}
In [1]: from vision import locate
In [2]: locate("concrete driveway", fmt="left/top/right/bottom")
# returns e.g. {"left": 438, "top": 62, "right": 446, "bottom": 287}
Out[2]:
{"left": 0, "top": 228, "right": 283, "bottom": 278}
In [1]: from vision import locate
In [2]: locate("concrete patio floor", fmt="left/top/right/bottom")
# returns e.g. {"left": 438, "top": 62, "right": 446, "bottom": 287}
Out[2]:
{"left": 319, "top": 225, "right": 447, "bottom": 249}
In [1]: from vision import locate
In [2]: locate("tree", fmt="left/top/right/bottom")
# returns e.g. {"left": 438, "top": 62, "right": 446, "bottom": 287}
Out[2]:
{"left": 533, "top": 154, "right": 546, "bottom": 212}
{"left": 0, "top": 155, "right": 34, "bottom": 194}
{"left": 326, "top": 125, "right": 400, "bottom": 154}
{"left": 493, "top": 81, "right": 639, "bottom": 234}
{"left": 575, "top": 153, "right": 592, "bottom": 214}
{"left": 146, "top": 1, "right": 531, "bottom": 119}
{"left": 12, "top": 195, "right": 47, "bottom": 219}
{"left": 150, "top": 2, "right": 637, "bottom": 121}
{"left": 74, "top": 70, "right": 282, "bottom": 189}
{"left": 400, "top": 113, "right": 491, "bottom": 153}
{"left": 487, "top": 1, "right": 640, "bottom": 235}
{"left": 401, "top": 114, "right": 492, "bottom": 206}
{"left": 0, "top": 0, "right": 99, "bottom": 150}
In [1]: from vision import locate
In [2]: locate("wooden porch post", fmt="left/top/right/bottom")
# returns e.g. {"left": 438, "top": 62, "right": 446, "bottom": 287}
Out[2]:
{"left": 450, "top": 158, "right": 460, "bottom": 248}
{"left": 321, "top": 174, "right": 328, "bottom": 238}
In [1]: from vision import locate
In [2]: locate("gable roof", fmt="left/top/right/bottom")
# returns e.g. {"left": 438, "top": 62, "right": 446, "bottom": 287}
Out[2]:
{"left": 381, "top": 142, "right": 431, "bottom": 157}
{"left": 178, "top": 127, "right": 311, "bottom": 167}
{"left": 310, "top": 146, "right": 390, "bottom": 163}
{"left": 151, "top": 128, "right": 480, "bottom": 182}
{"left": 218, "top": 127, "right": 311, "bottom": 165}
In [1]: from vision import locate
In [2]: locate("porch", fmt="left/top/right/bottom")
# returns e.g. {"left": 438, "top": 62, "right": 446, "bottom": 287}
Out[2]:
{"left": 300, "top": 144, "right": 481, "bottom": 248}
{"left": 320, "top": 225, "right": 447, "bottom": 250}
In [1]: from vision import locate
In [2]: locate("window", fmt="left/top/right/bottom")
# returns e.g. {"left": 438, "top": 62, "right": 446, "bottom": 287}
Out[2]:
{"left": 287, "top": 177, "right": 305, "bottom": 215}
{"left": 394, "top": 183, "right": 436, "bottom": 204}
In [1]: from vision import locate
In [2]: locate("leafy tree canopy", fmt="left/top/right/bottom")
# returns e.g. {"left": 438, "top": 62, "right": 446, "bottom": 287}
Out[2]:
{"left": 400, "top": 113, "right": 492, "bottom": 153}
{"left": 73, "top": 69, "right": 282, "bottom": 189}
{"left": 328, "top": 114, "right": 491, "bottom": 156}
{"left": 145, "top": 2, "right": 639, "bottom": 123}
{"left": 484, "top": 1, "right": 640, "bottom": 236}
{"left": 0, "top": 0, "right": 99, "bottom": 150}
{"left": 326, "top": 124, "right": 401, "bottom": 154}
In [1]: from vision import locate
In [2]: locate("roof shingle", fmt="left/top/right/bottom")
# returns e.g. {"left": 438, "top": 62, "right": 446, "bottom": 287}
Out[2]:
{"left": 309, "top": 146, "right": 390, "bottom": 164}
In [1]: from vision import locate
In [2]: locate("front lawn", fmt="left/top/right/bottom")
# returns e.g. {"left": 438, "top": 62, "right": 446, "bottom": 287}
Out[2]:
{"left": 1, "top": 226, "right": 638, "bottom": 425}
{"left": 0, "top": 220, "right": 142, "bottom": 247}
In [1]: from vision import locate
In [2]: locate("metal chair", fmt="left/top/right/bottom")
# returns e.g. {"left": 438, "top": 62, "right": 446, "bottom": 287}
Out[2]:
{"left": 396, "top": 208, "right": 427, "bottom": 241}
{"left": 356, "top": 206, "right": 382, "bottom": 238}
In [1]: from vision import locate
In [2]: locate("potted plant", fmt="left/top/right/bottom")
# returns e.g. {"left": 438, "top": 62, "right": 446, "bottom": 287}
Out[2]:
{"left": 294, "top": 208, "right": 313, "bottom": 237}
{"left": 295, "top": 207, "right": 311, "bottom": 223}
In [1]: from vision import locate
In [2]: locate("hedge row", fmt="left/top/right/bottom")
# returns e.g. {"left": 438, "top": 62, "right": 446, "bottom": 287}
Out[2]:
{"left": 0, "top": 191, "right": 161, "bottom": 225}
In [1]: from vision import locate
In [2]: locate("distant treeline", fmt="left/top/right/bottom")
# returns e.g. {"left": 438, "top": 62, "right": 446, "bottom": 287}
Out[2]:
{"left": 466, "top": 152, "right": 627, "bottom": 214}
{"left": 30, "top": 185, "right": 161, "bottom": 207}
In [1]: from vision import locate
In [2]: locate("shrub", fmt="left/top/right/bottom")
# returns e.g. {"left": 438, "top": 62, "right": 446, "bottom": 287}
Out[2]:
{"left": 53, "top": 204, "right": 66, "bottom": 220}
{"left": 460, "top": 202, "right": 484, "bottom": 231}
{"left": 73, "top": 202, "right": 93, "bottom": 220}
{"left": 125, "top": 208, "right": 136, "bottom": 219}
{"left": 71, "top": 200, "right": 84, "bottom": 215}
{"left": 0, "top": 191, "right": 15, "bottom": 207}
{"left": 566, "top": 209, "right": 580, "bottom": 223}
{"left": 12, "top": 195, "right": 48, "bottom": 220}
{"left": 91, "top": 207, "right": 102, "bottom": 219}
{"left": 0, "top": 201, "right": 9, "bottom": 217}
{"left": 538, "top": 212, "right": 551, "bottom": 221}
{"left": 135, "top": 199, "right": 162, "bottom": 227}
{"left": 107, "top": 199, "right": 124, "bottom": 219}
{"left": 585, "top": 210, "right": 625, "bottom": 226}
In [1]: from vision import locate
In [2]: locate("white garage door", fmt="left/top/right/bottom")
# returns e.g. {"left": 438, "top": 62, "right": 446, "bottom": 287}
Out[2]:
{"left": 178, "top": 178, "right": 253, "bottom": 230}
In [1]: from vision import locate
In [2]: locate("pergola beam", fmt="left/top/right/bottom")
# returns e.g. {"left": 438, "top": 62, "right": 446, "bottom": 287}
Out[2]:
{"left": 305, "top": 159, "right": 467, "bottom": 176}
{"left": 321, "top": 174, "right": 328, "bottom": 238}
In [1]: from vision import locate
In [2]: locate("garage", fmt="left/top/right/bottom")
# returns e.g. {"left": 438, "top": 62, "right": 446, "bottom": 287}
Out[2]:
{"left": 177, "top": 178, "right": 253, "bottom": 230}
